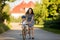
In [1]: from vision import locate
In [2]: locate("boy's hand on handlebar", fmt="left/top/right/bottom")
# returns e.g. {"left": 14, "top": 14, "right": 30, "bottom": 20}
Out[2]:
{"left": 29, "top": 22, "right": 31, "bottom": 24}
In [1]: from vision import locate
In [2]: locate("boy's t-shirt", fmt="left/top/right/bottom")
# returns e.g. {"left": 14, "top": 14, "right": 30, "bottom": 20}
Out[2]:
{"left": 22, "top": 20, "right": 27, "bottom": 24}
{"left": 22, "top": 20, "right": 27, "bottom": 27}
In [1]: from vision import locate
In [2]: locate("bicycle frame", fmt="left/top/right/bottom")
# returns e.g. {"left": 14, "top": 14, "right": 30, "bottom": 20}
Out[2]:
{"left": 22, "top": 25, "right": 28, "bottom": 40}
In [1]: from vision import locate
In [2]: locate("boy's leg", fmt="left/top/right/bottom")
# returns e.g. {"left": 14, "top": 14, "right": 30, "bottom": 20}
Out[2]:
{"left": 22, "top": 27, "right": 24, "bottom": 36}
{"left": 22, "top": 27, "right": 26, "bottom": 40}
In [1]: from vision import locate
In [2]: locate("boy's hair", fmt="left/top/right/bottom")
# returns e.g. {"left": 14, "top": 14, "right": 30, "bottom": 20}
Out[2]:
{"left": 21, "top": 15, "right": 26, "bottom": 18}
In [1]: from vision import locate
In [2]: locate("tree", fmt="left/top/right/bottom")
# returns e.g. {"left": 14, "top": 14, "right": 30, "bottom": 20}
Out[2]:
{"left": 33, "top": 2, "right": 45, "bottom": 24}
{"left": 0, "top": 0, "right": 15, "bottom": 22}
{"left": 42, "top": 0, "right": 60, "bottom": 29}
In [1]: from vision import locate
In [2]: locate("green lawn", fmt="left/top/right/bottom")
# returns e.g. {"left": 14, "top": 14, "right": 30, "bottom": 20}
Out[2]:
{"left": 34, "top": 25, "right": 44, "bottom": 28}
{"left": 41, "top": 27, "right": 60, "bottom": 34}
{"left": 34, "top": 25, "right": 60, "bottom": 34}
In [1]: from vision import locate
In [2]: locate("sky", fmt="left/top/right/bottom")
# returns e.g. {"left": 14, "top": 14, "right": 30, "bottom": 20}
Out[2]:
{"left": 6, "top": 0, "right": 42, "bottom": 10}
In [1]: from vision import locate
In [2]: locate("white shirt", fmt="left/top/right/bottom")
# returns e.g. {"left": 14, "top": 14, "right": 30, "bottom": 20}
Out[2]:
{"left": 22, "top": 20, "right": 27, "bottom": 25}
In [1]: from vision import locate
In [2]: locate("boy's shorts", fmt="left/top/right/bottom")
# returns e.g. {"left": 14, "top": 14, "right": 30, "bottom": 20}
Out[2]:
{"left": 22, "top": 20, "right": 27, "bottom": 28}
{"left": 22, "top": 24, "right": 28, "bottom": 29}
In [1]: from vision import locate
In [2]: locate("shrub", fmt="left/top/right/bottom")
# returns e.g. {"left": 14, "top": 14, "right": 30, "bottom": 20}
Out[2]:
{"left": 0, "top": 23, "right": 10, "bottom": 34}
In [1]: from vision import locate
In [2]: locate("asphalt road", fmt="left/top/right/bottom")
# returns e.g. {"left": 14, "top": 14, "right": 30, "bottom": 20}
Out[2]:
{"left": 0, "top": 23, "right": 60, "bottom": 40}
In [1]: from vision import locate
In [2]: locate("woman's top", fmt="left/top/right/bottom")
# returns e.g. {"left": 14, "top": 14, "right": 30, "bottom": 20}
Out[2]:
{"left": 26, "top": 14, "right": 34, "bottom": 22}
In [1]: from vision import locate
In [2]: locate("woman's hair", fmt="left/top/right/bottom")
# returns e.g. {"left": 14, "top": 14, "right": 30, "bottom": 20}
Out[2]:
{"left": 26, "top": 8, "right": 34, "bottom": 15}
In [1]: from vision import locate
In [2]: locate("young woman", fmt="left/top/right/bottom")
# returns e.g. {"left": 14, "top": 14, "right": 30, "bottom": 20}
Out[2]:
{"left": 26, "top": 8, "right": 34, "bottom": 39}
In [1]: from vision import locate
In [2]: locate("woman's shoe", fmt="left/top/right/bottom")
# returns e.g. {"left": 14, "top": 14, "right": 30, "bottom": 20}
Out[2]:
{"left": 32, "top": 37, "right": 34, "bottom": 39}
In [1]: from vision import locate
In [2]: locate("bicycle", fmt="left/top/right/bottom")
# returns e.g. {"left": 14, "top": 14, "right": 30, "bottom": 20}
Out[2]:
{"left": 20, "top": 15, "right": 34, "bottom": 40}
{"left": 21, "top": 24, "right": 28, "bottom": 40}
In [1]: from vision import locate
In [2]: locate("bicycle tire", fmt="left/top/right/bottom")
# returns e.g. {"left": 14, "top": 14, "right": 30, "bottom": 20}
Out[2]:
{"left": 22, "top": 27, "right": 27, "bottom": 40}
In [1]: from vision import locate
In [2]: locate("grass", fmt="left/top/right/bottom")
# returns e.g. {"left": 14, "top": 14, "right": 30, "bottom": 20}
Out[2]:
{"left": 0, "top": 23, "right": 11, "bottom": 34}
{"left": 34, "top": 24, "right": 44, "bottom": 28}
{"left": 41, "top": 27, "right": 60, "bottom": 34}
{"left": 34, "top": 24, "right": 60, "bottom": 34}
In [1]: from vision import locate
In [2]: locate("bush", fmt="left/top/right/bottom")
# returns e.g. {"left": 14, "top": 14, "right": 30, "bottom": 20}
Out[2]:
{"left": 10, "top": 16, "right": 22, "bottom": 22}
{"left": 0, "top": 23, "right": 10, "bottom": 34}
{"left": 44, "top": 18, "right": 60, "bottom": 29}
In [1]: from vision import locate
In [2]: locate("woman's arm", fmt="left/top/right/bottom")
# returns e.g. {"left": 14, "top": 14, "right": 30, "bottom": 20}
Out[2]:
{"left": 31, "top": 15, "right": 34, "bottom": 22}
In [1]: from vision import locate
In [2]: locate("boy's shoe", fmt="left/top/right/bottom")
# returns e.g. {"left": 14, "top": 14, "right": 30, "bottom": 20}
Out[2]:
{"left": 29, "top": 37, "right": 31, "bottom": 39}
{"left": 29, "top": 36, "right": 31, "bottom": 39}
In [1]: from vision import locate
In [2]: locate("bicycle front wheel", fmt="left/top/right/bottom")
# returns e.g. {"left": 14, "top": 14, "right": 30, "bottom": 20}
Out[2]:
{"left": 22, "top": 28, "right": 26, "bottom": 40}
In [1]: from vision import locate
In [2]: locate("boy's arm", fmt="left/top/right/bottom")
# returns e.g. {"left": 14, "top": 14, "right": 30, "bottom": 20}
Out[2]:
{"left": 19, "top": 20, "right": 23, "bottom": 25}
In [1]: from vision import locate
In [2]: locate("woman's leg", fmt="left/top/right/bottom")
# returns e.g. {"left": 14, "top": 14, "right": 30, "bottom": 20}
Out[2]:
{"left": 31, "top": 27, "right": 34, "bottom": 39}
{"left": 28, "top": 27, "right": 31, "bottom": 38}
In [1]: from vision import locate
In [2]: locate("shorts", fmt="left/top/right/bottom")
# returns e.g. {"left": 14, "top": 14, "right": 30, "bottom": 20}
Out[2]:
{"left": 22, "top": 24, "right": 26, "bottom": 27}
{"left": 27, "top": 20, "right": 34, "bottom": 27}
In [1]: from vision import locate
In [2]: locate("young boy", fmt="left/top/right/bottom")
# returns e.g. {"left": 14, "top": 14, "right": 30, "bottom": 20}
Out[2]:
{"left": 21, "top": 15, "right": 27, "bottom": 39}
{"left": 21, "top": 15, "right": 27, "bottom": 28}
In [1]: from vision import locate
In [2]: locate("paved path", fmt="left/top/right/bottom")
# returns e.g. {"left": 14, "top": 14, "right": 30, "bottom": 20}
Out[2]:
{"left": 0, "top": 23, "right": 60, "bottom": 40}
